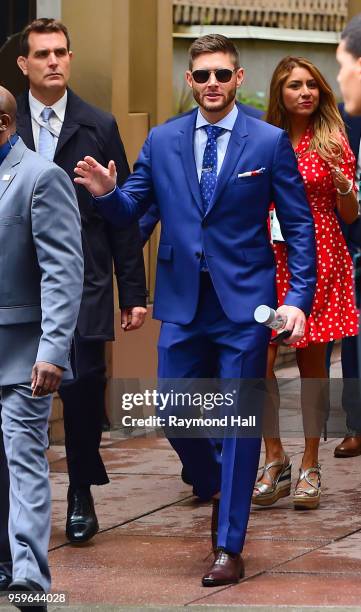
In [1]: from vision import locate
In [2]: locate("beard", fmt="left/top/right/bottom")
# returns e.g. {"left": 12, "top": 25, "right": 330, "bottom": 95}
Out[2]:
{"left": 193, "top": 86, "right": 237, "bottom": 113}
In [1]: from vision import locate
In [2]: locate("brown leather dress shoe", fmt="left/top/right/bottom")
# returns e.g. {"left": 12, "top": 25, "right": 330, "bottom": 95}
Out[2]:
{"left": 202, "top": 549, "right": 245, "bottom": 587}
{"left": 211, "top": 498, "right": 219, "bottom": 554}
{"left": 334, "top": 435, "right": 361, "bottom": 458}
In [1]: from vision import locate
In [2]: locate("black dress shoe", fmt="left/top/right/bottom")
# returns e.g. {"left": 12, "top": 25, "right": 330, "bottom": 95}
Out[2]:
{"left": 202, "top": 548, "right": 245, "bottom": 587}
{"left": 0, "top": 572, "right": 11, "bottom": 593}
{"left": 211, "top": 498, "right": 219, "bottom": 554}
{"left": 66, "top": 487, "right": 99, "bottom": 544}
{"left": 181, "top": 467, "right": 193, "bottom": 485}
{"left": 8, "top": 579, "right": 47, "bottom": 611}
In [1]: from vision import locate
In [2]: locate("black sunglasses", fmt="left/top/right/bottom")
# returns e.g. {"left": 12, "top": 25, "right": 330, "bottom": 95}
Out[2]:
{"left": 191, "top": 68, "right": 236, "bottom": 84}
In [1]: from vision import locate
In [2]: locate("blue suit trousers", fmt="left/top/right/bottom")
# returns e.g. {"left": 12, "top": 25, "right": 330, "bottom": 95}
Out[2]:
{"left": 157, "top": 273, "right": 270, "bottom": 553}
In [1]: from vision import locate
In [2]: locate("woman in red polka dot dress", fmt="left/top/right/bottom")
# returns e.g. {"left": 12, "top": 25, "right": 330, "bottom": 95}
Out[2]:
{"left": 252, "top": 57, "right": 359, "bottom": 510}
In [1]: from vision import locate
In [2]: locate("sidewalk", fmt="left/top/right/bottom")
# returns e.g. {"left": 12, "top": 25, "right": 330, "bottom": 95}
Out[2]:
{"left": 6, "top": 346, "right": 361, "bottom": 610}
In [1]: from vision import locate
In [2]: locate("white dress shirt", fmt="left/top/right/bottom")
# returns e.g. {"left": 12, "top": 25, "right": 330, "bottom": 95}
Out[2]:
{"left": 29, "top": 90, "right": 67, "bottom": 152}
{"left": 194, "top": 104, "right": 238, "bottom": 181}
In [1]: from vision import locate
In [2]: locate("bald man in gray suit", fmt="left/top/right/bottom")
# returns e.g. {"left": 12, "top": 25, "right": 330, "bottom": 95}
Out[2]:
{"left": 0, "top": 87, "right": 83, "bottom": 609}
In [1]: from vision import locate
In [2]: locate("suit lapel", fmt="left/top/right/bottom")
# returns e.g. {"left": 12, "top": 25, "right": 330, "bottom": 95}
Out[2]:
{"left": 54, "top": 119, "right": 81, "bottom": 158}
{"left": 179, "top": 110, "right": 204, "bottom": 214}
{"left": 0, "top": 139, "right": 26, "bottom": 201}
{"left": 0, "top": 168, "right": 15, "bottom": 201}
{"left": 55, "top": 89, "right": 97, "bottom": 159}
{"left": 206, "top": 107, "right": 248, "bottom": 216}
{"left": 54, "top": 90, "right": 82, "bottom": 158}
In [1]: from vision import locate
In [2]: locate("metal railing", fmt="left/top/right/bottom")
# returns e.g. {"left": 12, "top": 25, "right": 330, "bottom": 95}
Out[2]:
{"left": 173, "top": 0, "right": 349, "bottom": 31}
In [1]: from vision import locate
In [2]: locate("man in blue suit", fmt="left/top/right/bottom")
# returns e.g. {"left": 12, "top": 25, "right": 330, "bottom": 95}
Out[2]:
{"left": 75, "top": 34, "right": 316, "bottom": 586}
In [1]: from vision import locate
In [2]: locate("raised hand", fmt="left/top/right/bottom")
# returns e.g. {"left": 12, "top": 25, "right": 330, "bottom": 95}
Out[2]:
{"left": 74, "top": 156, "right": 117, "bottom": 197}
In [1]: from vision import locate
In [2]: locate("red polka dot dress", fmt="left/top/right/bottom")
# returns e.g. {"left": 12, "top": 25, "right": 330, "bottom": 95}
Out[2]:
{"left": 273, "top": 126, "right": 359, "bottom": 348}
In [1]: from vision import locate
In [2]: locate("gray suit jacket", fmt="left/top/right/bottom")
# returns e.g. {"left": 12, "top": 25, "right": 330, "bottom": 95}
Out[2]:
{"left": 0, "top": 137, "right": 84, "bottom": 385}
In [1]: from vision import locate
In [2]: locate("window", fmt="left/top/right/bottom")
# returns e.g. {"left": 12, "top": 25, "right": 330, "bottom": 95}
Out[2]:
{"left": 0, "top": 0, "right": 36, "bottom": 49}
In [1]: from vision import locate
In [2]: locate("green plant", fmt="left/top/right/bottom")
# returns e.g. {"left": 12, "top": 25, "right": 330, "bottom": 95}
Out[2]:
{"left": 173, "top": 85, "right": 196, "bottom": 115}
{"left": 237, "top": 91, "right": 267, "bottom": 111}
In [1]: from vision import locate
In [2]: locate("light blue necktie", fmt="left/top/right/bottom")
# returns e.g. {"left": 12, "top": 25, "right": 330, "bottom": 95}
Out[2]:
{"left": 38, "top": 107, "right": 55, "bottom": 161}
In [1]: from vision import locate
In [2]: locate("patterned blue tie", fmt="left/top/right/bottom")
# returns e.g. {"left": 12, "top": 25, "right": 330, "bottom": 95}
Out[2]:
{"left": 200, "top": 125, "right": 224, "bottom": 215}
{"left": 38, "top": 107, "right": 55, "bottom": 161}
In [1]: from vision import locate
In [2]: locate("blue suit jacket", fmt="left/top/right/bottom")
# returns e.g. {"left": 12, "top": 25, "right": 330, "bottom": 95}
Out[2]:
{"left": 340, "top": 103, "right": 361, "bottom": 159}
{"left": 339, "top": 103, "right": 361, "bottom": 253}
{"left": 139, "top": 102, "right": 263, "bottom": 243}
{"left": 95, "top": 106, "right": 316, "bottom": 325}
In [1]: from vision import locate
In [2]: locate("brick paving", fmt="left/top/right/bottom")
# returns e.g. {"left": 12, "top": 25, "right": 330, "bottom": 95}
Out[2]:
{"left": 3, "top": 345, "right": 361, "bottom": 610}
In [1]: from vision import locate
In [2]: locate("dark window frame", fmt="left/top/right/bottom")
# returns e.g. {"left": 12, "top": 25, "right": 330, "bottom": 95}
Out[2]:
{"left": 0, "top": 0, "right": 36, "bottom": 49}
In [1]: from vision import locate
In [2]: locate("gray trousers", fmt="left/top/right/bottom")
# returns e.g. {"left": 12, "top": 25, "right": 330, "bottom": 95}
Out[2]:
{"left": 0, "top": 384, "right": 52, "bottom": 592}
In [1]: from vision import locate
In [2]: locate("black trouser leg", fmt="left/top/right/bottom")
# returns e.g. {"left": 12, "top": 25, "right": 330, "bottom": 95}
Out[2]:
{"left": 341, "top": 336, "right": 361, "bottom": 434}
{"left": 58, "top": 334, "right": 109, "bottom": 488}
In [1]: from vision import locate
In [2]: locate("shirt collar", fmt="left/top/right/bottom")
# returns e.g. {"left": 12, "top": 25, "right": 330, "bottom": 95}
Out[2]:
{"left": 0, "top": 140, "right": 10, "bottom": 157}
{"left": 195, "top": 104, "right": 238, "bottom": 132}
{"left": 29, "top": 89, "right": 68, "bottom": 123}
{"left": 0, "top": 134, "right": 19, "bottom": 165}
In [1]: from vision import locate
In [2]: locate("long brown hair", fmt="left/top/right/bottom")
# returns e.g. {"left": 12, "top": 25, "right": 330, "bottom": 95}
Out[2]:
{"left": 265, "top": 56, "right": 345, "bottom": 162}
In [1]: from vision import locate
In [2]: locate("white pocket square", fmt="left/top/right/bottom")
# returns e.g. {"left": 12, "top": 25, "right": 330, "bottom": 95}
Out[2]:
{"left": 237, "top": 167, "right": 266, "bottom": 178}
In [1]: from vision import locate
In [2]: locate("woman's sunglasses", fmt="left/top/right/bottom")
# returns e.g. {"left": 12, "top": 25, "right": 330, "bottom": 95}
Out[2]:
{"left": 191, "top": 68, "right": 236, "bottom": 84}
